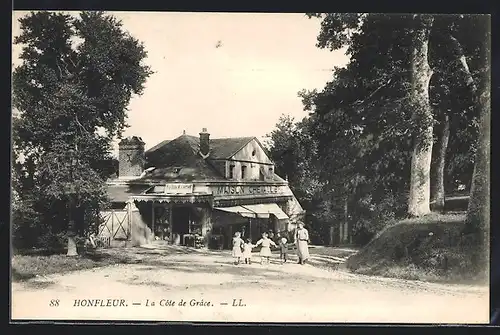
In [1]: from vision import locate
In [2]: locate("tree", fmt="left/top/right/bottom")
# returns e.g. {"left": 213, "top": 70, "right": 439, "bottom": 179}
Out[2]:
{"left": 265, "top": 114, "right": 323, "bottom": 205}
{"left": 406, "top": 15, "right": 434, "bottom": 217}
{"left": 461, "top": 15, "right": 490, "bottom": 249}
{"left": 306, "top": 13, "right": 481, "bottom": 218}
{"left": 428, "top": 16, "right": 479, "bottom": 211}
{"left": 12, "top": 11, "right": 153, "bottom": 254}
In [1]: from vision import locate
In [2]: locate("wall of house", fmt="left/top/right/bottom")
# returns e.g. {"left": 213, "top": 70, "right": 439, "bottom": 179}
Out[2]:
{"left": 225, "top": 161, "right": 275, "bottom": 181}
{"left": 223, "top": 138, "right": 275, "bottom": 181}
{"left": 232, "top": 138, "right": 273, "bottom": 164}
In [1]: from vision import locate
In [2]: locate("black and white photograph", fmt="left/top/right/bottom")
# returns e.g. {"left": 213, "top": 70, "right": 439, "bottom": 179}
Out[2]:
{"left": 11, "top": 11, "right": 491, "bottom": 323}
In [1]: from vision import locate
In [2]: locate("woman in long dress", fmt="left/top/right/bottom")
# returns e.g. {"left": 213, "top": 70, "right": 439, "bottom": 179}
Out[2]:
{"left": 255, "top": 232, "right": 277, "bottom": 265}
{"left": 295, "top": 222, "right": 310, "bottom": 265}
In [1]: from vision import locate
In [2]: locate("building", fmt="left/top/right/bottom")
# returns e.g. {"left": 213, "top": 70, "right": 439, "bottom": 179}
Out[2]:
{"left": 99, "top": 129, "right": 305, "bottom": 249}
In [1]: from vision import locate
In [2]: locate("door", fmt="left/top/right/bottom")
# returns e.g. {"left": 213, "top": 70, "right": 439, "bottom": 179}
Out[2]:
{"left": 153, "top": 204, "right": 171, "bottom": 241}
{"left": 172, "top": 207, "right": 190, "bottom": 245}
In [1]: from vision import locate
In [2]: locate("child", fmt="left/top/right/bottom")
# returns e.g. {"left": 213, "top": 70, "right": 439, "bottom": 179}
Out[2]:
{"left": 255, "top": 232, "right": 277, "bottom": 265}
{"left": 243, "top": 238, "right": 255, "bottom": 264}
{"left": 278, "top": 233, "right": 288, "bottom": 264}
{"left": 232, "top": 232, "right": 244, "bottom": 265}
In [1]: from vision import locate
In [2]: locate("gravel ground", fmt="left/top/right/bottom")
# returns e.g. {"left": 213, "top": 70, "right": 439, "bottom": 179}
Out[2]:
{"left": 11, "top": 245, "right": 489, "bottom": 323}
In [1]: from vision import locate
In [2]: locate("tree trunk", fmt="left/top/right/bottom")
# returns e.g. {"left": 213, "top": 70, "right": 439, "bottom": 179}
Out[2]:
{"left": 407, "top": 15, "right": 435, "bottom": 217}
{"left": 67, "top": 236, "right": 78, "bottom": 256}
{"left": 343, "top": 196, "right": 348, "bottom": 244}
{"left": 465, "top": 19, "right": 491, "bottom": 250}
{"left": 430, "top": 113, "right": 450, "bottom": 212}
{"left": 67, "top": 195, "right": 78, "bottom": 256}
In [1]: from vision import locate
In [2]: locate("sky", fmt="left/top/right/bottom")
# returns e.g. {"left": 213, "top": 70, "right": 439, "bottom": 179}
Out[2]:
{"left": 12, "top": 11, "right": 349, "bottom": 156}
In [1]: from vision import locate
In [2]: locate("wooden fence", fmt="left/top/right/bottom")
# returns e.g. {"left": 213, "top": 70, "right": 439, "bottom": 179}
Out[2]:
{"left": 97, "top": 209, "right": 131, "bottom": 247}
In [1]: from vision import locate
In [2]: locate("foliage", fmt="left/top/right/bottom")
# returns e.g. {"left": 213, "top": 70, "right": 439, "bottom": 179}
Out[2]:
{"left": 12, "top": 11, "right": 152, "bottom": 250}
{"left": 266, "top": 14, "right": 482, "bottom": 245}
{"left": 264, "top": 115, "right": 323, "bottom": 205}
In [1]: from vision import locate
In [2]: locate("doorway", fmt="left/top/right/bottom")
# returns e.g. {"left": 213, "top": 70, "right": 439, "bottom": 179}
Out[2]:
{"left": 153, "top": 204, "right": 171, "bottom": 241}
{"left": 172, "top": 207, "right": 190, "bottom": 235}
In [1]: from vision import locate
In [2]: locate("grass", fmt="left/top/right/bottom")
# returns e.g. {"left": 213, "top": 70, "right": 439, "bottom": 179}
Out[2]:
{"left": 345, "top": 210, "right": 488, "bottom": 284}
{"left": 11, "top": 250, "right": 133, "bottom": 282}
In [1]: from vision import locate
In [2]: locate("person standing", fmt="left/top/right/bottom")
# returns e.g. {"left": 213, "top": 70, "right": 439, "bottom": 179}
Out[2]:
{"left": 232, "top": 232, "right": 244, "bottom": 265}
{"left": 295, "top": 222, "right": 310, "bottom": 265}
{"left": 255, "top": 232, "right": 277, "bottom": 265}
{"left": 278, "top": 233, "right": 288, "bottom": 264}
{"left": 242, "top": 238, "right": 255, "bottom": 264}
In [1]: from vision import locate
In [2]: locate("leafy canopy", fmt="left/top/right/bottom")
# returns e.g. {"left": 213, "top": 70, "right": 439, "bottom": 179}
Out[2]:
{"left": 12, "top": 11, "right": 153, "bottom": 246}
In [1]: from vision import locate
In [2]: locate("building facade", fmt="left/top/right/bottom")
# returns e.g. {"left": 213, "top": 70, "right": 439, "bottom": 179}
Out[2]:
{"left": 100, "top": 129, "right": 305, "bottom": 249}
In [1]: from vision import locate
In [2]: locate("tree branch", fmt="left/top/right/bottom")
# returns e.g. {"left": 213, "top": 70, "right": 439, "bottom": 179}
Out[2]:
{"left": 448, "top": 34, "right": 477, "bottom": 93}
{"left": 353, "top": 78, "right": 393, "bottom": 107}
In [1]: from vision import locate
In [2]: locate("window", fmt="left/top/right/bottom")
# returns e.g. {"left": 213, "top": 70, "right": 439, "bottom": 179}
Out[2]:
{"left": 229, "top": 165, "right": 235, "bottom": 179}
{"left": 268, "top": 167, "right": 273, "bottom": 175}
{"left": 241, "top": 165, "right": 247, "bottom": 179}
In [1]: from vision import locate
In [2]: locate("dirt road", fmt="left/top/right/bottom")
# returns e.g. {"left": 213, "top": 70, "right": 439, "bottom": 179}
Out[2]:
{"left": 11, "top": 246, "right": 489, "bottom": 323}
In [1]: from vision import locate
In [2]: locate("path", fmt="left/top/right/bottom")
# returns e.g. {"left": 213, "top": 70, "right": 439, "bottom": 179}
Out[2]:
{"left": 11, "top": 245, "right": 489, "bottom": 323}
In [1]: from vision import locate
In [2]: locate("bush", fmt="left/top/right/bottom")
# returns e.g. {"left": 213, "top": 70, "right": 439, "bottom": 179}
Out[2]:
{"left": 346, "top": 213, "right": 488, "bottom": 283}
{"left": 36, "top": 231, "right": 68, "bottom": 251}
{"left": 12, "top": 200, "right": 43, "bottom": 250}
{"left": 349, "top": 192, "right": 402, "bottom": 245}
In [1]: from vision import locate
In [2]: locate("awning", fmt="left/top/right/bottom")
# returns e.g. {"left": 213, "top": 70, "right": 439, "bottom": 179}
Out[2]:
{"left": 242, "top": 203, "right": 289, "bottom": 220}
{"left": 215, "top": 203, "right": 289, "bottom": 220}
{"left": 214, "top": 206, "right": 255, "bottom": 218}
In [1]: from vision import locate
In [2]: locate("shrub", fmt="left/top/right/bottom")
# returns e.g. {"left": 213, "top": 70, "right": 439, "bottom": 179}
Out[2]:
{"left": 12, "top": 199, "right": 43, "bottom": 250}
{"left": 350, "top": 192, "right": 402, "bottom": 245}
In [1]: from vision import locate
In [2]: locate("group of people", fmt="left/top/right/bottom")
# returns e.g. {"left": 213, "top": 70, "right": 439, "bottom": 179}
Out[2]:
{"left": 231, "top": 222, "right": 310, "bottom": 266}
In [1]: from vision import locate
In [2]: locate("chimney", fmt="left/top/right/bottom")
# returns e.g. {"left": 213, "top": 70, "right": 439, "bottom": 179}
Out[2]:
{"left": 118, "top": 136, "right": 145, "bottom": 179}
{"left": 199, "top": 128, "right": 210, "bottom": 157}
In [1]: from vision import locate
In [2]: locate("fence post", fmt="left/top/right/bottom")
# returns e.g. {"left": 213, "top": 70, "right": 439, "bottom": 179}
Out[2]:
{"left": 127, "top": 201, "right": 132, "bottom": 240}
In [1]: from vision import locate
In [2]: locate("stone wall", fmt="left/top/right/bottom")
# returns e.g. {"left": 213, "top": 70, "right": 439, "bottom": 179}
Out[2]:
{"left": 129, "top": 201, "right": 154, "bottom": 246}
{"left": 200, "top": 206, "right": 213, "bottom": 248}
{"left": 118, "top": 137, "right": 145, "bottom": 178}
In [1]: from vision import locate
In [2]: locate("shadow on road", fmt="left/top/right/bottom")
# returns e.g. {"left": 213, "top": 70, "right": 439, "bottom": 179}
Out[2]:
{"left": 110, "top": 254, "right": 326, "bottom": 291}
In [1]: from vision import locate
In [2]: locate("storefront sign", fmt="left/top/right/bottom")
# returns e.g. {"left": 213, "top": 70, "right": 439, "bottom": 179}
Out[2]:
{"left": 164, "top": 183, "right": 194, "bottom": 194}
{"left": 212, "top": 184, "right": 287, "bottom": 197}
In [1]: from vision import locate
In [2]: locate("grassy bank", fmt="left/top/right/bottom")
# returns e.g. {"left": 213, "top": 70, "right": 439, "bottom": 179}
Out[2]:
{"left": 345, "top": 211, "right": 488, "bottom": 284}
{"left": 11, "top": 250, "right": 133, "bottom": 281}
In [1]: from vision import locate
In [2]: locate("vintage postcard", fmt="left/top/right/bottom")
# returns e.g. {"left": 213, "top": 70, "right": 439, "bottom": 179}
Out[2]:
{"left": 11, "top": 11, "right": 490, "bottom": 323}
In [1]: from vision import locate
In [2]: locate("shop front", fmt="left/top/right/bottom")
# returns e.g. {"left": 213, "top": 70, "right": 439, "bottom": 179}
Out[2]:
{"left": 129, "top": 181, "right": 299, "bottom": 249}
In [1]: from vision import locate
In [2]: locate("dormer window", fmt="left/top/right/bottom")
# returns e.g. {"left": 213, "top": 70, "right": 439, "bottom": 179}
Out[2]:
{"left": 173, "top": 167, "right": 181, "bottom": 174}
{"left": 268, "top": 167, "right": 273, "bottom": 175}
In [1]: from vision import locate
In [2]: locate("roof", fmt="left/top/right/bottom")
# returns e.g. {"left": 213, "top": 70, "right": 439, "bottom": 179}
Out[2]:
{"left": 119, "top": 136, "right": 145, "bottom": 146}
{"left": 208, "top": 137, "right": 254, "bottom": 159}
{"left": 145, "top": 140, "right": 171, "bottom": 154}
{"left": 137, "top": 133, "right": 280, "bottom": 183}
{"left": 141, "top": 135, "right": 226, "bottom": 182}
{"left": 145, "top": 135, "right": 256, "bottom": 160}
{"left": 106, "top": 184, "right": 151, "bottom": 202}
